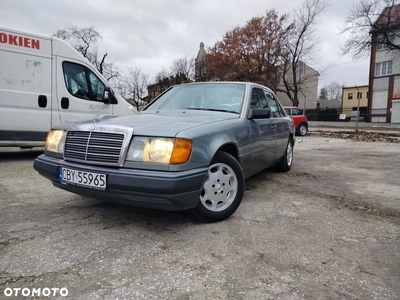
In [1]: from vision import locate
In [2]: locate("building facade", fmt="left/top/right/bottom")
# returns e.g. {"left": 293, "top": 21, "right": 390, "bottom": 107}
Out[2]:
{"left": 341, "top": 85, "right": 369, "bottom": 119}
{"left": 369, "top": 4, "right": 400, "bottom": 123}
{"left": 275, "top": 63, "right": 319, "bottom": 110}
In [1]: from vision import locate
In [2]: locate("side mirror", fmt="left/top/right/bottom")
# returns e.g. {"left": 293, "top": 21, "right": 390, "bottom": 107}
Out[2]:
{"left": 103, "top": 87, "right": 118, "bottom": 104}
{"left": 103, "top": 88, "right": 111, "bottom": 104}
{"left": 249, "top": 108, "right": 271, "bottom": 119}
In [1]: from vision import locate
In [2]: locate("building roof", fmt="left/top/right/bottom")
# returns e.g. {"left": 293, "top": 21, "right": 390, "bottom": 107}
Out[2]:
{"left": 371, "top": 4, "right": 400, "bottom": 32}
{"left": 342, "top": 85, "right": 369, "bottom": 90}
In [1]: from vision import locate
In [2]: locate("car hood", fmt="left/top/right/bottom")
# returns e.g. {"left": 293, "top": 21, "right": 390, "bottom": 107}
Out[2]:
{"left": 70, "top": 110, "right": 239, "bottom": 137}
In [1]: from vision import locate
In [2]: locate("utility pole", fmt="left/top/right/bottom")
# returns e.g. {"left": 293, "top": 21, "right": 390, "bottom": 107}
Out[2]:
{"left": 355, "top": 85, "right": 361, "bottom": 132}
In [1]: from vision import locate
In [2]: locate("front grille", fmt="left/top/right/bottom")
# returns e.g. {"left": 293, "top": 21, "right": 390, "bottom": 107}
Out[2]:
{"left": 64, "top": 131, "right": 125, "bottom": 165}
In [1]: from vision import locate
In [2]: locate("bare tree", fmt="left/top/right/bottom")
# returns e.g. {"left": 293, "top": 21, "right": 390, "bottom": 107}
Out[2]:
{"left": 55, "top": 24, "right": 120, "bottom": 82}
{"left": 325, "top": 81, "right": 344, "bottom": 100}
{"left": 113, "top": 80, "right": 130, "bottom": 101}
{"left": 148, "top": 57, "right": 195, "bottom": 102}
{"left": 122, "top": 67, "right": 149, "bottom": 110}
{"left": 279, "top": 0, "right": 330, "bottom": 106}
{"left": 170, "top": 56, "right": 195, "bottom": 82}
{"left": 341, "top": 0, "right": 400, "bottom": 59}
{"left": 319, "top": 81, "right": 343, "bottom": 100}
{"left": 152, "top": 68, "right": 174, "bottom": 95}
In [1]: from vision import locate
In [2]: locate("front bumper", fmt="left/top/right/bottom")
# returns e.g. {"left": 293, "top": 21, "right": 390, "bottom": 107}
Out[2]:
{"left": 33, "top": 155, "right": 208, "bottom": 211}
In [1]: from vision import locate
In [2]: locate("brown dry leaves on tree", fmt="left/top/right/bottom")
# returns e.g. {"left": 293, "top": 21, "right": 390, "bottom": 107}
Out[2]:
{"left": 311, "top": 130, "right": 400, "bottom": 143}
{"left": 205, "top": 10, "right": 293, "bottom": 88}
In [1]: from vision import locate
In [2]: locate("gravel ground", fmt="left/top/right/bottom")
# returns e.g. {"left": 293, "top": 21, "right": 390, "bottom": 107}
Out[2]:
{"left": 0, "top": 136, "right": 399, "bottom": 300}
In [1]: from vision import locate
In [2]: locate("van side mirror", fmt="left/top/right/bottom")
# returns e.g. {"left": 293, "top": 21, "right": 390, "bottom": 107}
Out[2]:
{"left": 103, "top": 91, "right": 110, "bottom": 104}
{"left": 103, "top": 88, "right": 111, "bottom": 104}
{"left": 103, "top": 87, "right": 118, "bottom": 104}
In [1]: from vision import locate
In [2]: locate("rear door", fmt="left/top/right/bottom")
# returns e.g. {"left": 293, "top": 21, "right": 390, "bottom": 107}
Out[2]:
{"left": 265, "top": 91, "right": 290, "bottom": 160}
{"left": 54, "top": 58, "right": 111, "bottom": 126}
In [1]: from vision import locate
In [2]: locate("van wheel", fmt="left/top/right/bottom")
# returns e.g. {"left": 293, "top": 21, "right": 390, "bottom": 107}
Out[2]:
{"left": 191, "top": 151, "right": 245, "bottom": 222}
{"left": 275, "top": 138, "right": 294, "bottom": 172}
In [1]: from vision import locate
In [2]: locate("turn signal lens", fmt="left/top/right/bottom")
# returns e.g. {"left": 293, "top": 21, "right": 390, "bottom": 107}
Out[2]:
{"left": 170, "top": 138, "right": 193, "bottom": 165}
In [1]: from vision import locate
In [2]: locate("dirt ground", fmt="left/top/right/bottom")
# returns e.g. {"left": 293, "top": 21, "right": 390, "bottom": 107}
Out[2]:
{"left": 0, "top": 135, "right": 399, "bottom": 299}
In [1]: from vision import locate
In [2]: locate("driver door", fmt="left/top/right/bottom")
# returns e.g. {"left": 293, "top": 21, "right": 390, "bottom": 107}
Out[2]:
{"left": 54, "top": 59, "right": 112, "bottom": 126}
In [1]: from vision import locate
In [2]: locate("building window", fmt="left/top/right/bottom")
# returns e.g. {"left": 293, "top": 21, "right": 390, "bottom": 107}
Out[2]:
{"left": 375, "top": 61, "right": 393, "bottom": 76}
{"left": 348, "top": 93, "right": 353, "bottom": 99}
{"left": 377, "top": 36, "right": 395, "bottom": 50}
{"left": 366, "top": 92, "right": 369, "bottom": 99}
{"left": 357, "top": 92, "right": 362, "bottom": 99}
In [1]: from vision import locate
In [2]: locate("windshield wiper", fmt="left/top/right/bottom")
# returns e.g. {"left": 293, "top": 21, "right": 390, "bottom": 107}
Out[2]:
{"left": 184, "top": 108, "right": 240, "bottom": 114}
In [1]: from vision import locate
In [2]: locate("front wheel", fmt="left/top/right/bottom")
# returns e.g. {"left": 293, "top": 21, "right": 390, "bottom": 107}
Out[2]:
{"left": 191, "top": 151, "right": 245, "bottom": 222}
{"left": 275, "top": 138, "right": 294, "bottom": 172}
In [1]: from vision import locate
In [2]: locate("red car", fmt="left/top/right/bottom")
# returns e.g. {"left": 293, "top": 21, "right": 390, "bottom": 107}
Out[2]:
{"left": 283, "top": 106, "right": 308, "bottom": 136}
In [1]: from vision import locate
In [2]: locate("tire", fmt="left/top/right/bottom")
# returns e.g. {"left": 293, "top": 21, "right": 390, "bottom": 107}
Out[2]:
{"left": 296, "top": 123, "right": 308, "bottom": 136}
{"left": 275, "top": 138, "right": 294, "bottom": 172}
{"left": 191, "top": 151, "right": 245, "bottom": 222}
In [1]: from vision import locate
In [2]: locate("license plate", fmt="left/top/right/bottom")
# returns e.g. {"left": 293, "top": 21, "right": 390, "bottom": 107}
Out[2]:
{"left": 59, "top": 167, "right": 107, "bottom": 190}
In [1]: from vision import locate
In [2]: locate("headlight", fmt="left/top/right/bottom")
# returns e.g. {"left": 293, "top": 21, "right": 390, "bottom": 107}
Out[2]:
{"left": 126, "top": 137, "right": 192, "bottom": 165}
{"left": 45, "top": 130, "right": 66, "bottom": 153}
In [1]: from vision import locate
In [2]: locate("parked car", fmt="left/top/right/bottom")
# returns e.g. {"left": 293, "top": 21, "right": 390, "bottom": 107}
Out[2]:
{"left": 283, "top": 106, "right": 308, "bottom": 136}
{"left": 34, "top": 82, "right": 295, "bottom": 222}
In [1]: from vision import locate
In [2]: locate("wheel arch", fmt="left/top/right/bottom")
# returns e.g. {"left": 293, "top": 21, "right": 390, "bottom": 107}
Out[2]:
{"left": 298, "top": 121, "right": 308, "bottom": 128}
{"left": 215, "top": 142, "right": 240, "bottom": 163}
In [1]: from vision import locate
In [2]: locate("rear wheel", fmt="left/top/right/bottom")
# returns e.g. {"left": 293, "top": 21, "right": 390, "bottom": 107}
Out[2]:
{"left": 296, "top": 123, "right": 308, "bottom": 136}
{"left": 191, "top": 151, "right": 245, "bottom": 222}
{"left": 275, "top": 138, "right": 294, "bottom": 172}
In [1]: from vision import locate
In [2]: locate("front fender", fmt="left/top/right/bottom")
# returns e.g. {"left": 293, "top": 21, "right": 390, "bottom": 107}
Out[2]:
{"left": 169, "top": 119, "right": 250, "bottom": 171}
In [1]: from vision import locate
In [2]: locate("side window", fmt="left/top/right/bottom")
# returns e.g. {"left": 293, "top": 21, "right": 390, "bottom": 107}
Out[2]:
{"left": 292, "top": 108, "right": 302, "bottom": 116}
{"left": 62, "top": 62, "right": 105, "bottom": 101}
{"left": 251, "top": 88, "right": 269, "bottom": 109}
{"left": 89, "top": 73, "right": 105, "bottom": 101}
{"left": 265, "top": 91, "right": 284, "bottom": 117}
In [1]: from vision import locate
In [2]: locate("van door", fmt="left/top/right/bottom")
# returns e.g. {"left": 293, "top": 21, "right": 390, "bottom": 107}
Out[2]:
{"left": 0, "top": 31, "right": 52, "bottom": 145}
{"left": 54, "top": 58, "right": 112, "bottom": 126}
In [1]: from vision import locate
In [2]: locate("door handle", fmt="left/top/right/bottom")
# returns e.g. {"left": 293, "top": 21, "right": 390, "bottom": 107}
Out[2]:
{"left": 38, "top": 95, "right": 47, "bottom": 108}
{"left": 61, "top": 97, "right": 69, "bottom": 109}
{"left": 271, "top": 124, "right": 276, "bottom": 130}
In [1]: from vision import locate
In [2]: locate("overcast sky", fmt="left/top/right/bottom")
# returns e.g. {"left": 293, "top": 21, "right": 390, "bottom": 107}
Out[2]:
{"left": 2, "top": 0, "right": 369, "bottom": 91}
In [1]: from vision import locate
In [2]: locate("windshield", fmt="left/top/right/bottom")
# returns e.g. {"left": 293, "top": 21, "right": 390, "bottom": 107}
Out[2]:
{"left": 144, "top": 83, "right": 246, "bottom": 114}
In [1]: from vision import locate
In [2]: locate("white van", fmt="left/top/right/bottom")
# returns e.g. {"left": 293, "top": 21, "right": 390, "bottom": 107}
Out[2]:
{"left": 0, "top": 27, "right": 133, "bottom": 148}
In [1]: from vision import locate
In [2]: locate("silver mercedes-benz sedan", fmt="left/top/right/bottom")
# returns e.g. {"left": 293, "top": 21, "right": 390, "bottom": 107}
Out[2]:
{"left": 34, "top": 82, "right": 295, "bottom": 222}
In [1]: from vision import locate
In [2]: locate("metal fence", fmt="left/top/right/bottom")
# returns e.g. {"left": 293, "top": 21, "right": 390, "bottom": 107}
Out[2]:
{"left": 304, "top": 108, "right": 340, "bottom": 121}
{"left": 303, "top": 107, "right": 369, "bottom": 122}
